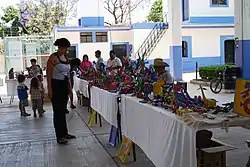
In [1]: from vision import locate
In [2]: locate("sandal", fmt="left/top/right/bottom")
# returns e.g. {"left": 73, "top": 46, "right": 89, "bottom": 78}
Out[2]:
{"left": 57, "top": 138, "right": 68, "bottom": 145}
{"left": 65, "top": 134, "right": 76, "bottom": 140}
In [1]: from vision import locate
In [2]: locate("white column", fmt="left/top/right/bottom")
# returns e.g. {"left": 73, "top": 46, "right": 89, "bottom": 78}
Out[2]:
{"left": 164, "top": 0, "right": 183, "bottom": 80}
{"left": 235, "top": 0, "right": 250, "bottom": 79}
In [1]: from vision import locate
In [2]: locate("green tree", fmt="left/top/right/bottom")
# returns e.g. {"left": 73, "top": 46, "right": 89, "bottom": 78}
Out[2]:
{"left": 1, "top": 6, "right": 19, "bottom": 24}
{"left": 19, "top": 0, "right": 78, "bottom": 35}
{"left": 0, "top": 5, "right": 27, "bottom": 37}
{"left": 147, "top": 0, "right": 163, "bottom": 22}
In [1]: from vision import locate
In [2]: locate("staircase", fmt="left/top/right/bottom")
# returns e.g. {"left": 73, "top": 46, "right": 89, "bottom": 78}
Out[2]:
{"left": 134, "top": 22, "right": 168, "bottom": 60}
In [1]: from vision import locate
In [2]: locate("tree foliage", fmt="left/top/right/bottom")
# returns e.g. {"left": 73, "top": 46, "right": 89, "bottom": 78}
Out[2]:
{"left": 0, "top": 6, "right": 23, "bottom": 37}
{"left": 0, "top": 0, "right": 79, "bottom": 36}
{"left": 147, "top": 0, "right": 163, "bottom": 22}
{"left": 103, "top": 0, "right": 150, "bottom": 24}
{"left": 19, "top": 0, "right": 78, "bottom": 35}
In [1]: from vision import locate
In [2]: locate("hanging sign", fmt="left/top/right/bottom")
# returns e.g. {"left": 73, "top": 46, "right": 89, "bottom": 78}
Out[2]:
{"left": 116, "top": 136, "right": 132, "bottom": 164}
{"left": 234, "top": 79, "right": 250, "bottom": 116}
{"left": 88, "top": 110, "right": 97, "bottom": 127}
{"left": 108, "top": 125, "right": 118, "bottom": 147}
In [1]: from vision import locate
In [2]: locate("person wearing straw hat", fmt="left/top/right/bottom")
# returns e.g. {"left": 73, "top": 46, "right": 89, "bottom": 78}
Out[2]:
{"left": 153, "top": 58, "right": 174, "bottom": 84}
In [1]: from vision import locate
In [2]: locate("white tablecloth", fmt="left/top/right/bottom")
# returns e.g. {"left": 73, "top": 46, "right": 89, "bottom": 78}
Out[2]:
{"left": 91, "top": 86, "right": 120, "bottom": 126}
{"left": 121, "top": 95, "right": 197, "bottom": 167}
{"left": 6, "top": 78, "right": 48, "bottom": 96}
{"left": 74, "top": 77, "right": 89, "bottom": 98}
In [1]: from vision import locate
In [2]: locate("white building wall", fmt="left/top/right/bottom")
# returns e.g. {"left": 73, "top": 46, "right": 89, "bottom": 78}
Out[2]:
{"left": 132, "top": 27, "right": 234, "bottom": 59}
{"left": 55, "top": 26, "right": 235, "bottom": 71}
{"left": 189, "top": 0, "right": 234, "bottom": 17}
{"left": 182, "top": 28, "right": 234, "bottom": 57}
{"left": 56, "top": 32, "right": 80, "bottom": 44}
{"left": 55, "top": 30, "right": 132, "bottom": 61}
{"left": 78, "top": 43, "right": 110, "bottom": 61}
{"left": 109, "top": 30, "right": 133, "bottom": 43}
{"left": 132, "top": 29, "right": 171, "bottom": 59}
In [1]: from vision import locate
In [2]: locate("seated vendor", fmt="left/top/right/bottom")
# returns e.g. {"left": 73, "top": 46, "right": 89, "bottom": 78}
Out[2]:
{"left": 107, "top": 50, "right": 122, "bottom": 74}
{"left": 80, "top": 54, "right": 93, "bottom": 71}
{"left": 153, "top": 58, "right": 174, "bottom": 84}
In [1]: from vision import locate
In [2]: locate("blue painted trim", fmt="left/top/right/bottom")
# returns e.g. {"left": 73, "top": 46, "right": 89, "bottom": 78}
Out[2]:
{"left": 210, "top": 0, "right": 229, "bottom": 7}
{"left": 189, "top": 16, "right": 234, "bottom": 24}
{"left": 56, "top": 25, "right": 234, "bottom": 33}
{"left": 110, "top": 42, "right": 130, "bottom": 57}
{"left": 56, "top": 25, "right": 131, "bottom": 32}
{"left": 236, "top": 40, "right": 250, "bottom": 79}
{"left": 182, "top": 25, "right": 234, "bottom": 28}
{"left": 71, "top": 44, "right": 79, "bottom": 58}
{"left": 56, "top": 21, "right": 235, "bottom": 33}
{"left": 220, "top": 35, "right": 234, "bottom": 64}
{"left": 131, "top": 22, "right": 158, "bottom": 29}
{"left": 182, "top": 36, "right": 192, "bottom": 59}
{"left": 79, "top": 17, "right": 104, "bottom": 27}
{"left": 169, "top": 45, "right": 183, "bottom": 80}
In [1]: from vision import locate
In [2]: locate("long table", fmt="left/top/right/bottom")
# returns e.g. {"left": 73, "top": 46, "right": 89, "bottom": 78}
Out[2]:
{"left": 74, "top": 77, "right": 250, "bottom": 167}
{"left": 74, "top": 76, "right": 89, "bottom": 98}
{"left": 121, "top": 95, "right": 197, "bottom": 167}
{"left": 74, "top": 77, "right": 119, "bottom": 127}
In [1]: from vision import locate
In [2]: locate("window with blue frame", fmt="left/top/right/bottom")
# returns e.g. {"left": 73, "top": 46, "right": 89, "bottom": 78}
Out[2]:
{"left": 80, "top": 32, "right": 93, "bottom": 43}
{"left": 182, "top": 0, "right": 189, "bottom": 21}
{"left": 211, "top": 0, "right": 227, "bottom": 6}
{"left": 96, "top": 32, "right": 108, "bottom": 42}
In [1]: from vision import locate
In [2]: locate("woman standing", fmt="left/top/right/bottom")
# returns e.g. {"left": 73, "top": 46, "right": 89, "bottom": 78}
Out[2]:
{"left": 46, "top": 38, "right": 76, "bottom": 145}
{"left": 80, "top": 54, "right": 92, "bottom": 71}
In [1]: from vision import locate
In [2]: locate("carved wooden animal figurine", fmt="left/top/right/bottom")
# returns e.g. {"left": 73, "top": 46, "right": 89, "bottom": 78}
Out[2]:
{"left": 199, "top": 85, "right": 216, "bottom": 109}
{"left": 153, "top": 79, "right": 165, "bottom": 97}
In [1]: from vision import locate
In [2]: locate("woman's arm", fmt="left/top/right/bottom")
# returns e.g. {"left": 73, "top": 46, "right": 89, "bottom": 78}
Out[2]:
{"left": 46, "top": 55, "right": 55, "bottom": 97}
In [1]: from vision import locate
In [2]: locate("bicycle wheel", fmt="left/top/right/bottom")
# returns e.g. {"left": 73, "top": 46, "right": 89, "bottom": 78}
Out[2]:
{"left": 210, "top": 79, "right": 223, "bottom": 94}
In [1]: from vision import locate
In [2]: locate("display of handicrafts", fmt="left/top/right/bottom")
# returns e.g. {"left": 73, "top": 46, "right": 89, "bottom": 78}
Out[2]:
{"left": 76, "top": 53, "right": 230, "bottom": 119}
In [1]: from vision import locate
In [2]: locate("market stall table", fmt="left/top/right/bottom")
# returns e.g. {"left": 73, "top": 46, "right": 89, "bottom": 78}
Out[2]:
{"left": 90, "top": 86, "right": 120, "bottom": 127}
{"left": 121, "top": 95, "right": 250, "bottom": 167}
{"left": 121, "top": 95, "right": 197, "bottom": 167}
{"left": 74, "top": 77, "right": 89, "bottom": 98}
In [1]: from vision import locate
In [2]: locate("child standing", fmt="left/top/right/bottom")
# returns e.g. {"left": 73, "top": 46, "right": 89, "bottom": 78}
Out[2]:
{"left": 17, "top": 74, "right": 31, "bottom": 117}
{"left": 30, "top": 77, "right": 44, "bottom": 118}
{"left": 37, "top": 75, "right": 46, "bottom": 113}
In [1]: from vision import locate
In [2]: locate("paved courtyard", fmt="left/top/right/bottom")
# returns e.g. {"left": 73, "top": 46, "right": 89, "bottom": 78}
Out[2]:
{"left": 0, "top": 81, "right": 248, "bottom": 167}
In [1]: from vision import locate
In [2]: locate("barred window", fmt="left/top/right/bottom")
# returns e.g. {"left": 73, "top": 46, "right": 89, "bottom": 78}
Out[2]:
{"left": 96, "top": 32, "right": 108, "bottom": 42}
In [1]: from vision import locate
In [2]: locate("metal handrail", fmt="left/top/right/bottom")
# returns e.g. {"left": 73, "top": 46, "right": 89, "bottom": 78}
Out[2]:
{"left": 134, "top": 22, "right": 166, "bottom": 59}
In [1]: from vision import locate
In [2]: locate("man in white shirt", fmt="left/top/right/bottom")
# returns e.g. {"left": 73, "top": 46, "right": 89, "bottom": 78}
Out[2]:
{"left": 107, "top": 50, "right": 122, "bottom": 74}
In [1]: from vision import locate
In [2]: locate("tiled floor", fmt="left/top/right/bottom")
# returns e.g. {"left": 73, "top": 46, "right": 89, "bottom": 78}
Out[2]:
{"left": 0, "top": 82, "right": 248, "bottom": 167}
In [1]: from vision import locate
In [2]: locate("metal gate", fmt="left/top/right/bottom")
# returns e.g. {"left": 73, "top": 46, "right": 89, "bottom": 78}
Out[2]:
{"left": 3, "top": 36, "right": 54, "bottom": 73}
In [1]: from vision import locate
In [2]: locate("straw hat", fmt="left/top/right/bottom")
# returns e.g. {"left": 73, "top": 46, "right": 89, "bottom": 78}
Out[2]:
{"left": 153, "top": 58, "right": 169, "bottom": 67}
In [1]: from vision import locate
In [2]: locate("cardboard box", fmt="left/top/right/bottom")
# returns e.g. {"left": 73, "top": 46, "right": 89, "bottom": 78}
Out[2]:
{"left": 197, "top": 138, "right": 236, "bottom": 167}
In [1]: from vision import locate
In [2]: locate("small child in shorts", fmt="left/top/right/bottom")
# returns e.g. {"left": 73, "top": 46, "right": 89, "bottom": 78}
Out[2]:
{"left": 37, "top": 75, "right": 46, "bottom": 113}
{"left": 17, "top": 74, "right": 31, "bottom": 117}
{"left": 30, "top": 77, "right": 44, "bottom": 118}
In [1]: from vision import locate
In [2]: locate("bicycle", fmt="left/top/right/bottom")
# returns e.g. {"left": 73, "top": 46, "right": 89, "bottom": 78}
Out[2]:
{"left": 210, "top": 69, "right": 224, "bottom": 94}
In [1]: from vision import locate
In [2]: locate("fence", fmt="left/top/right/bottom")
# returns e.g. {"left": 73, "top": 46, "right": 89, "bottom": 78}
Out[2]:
{"left": 3, "top": 36, "right": 54, "bottom": 73}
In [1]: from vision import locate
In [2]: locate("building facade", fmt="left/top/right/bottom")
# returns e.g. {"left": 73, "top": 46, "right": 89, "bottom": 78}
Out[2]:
{"left": 53, "top": 0, "right": 235, "bottom": 73}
